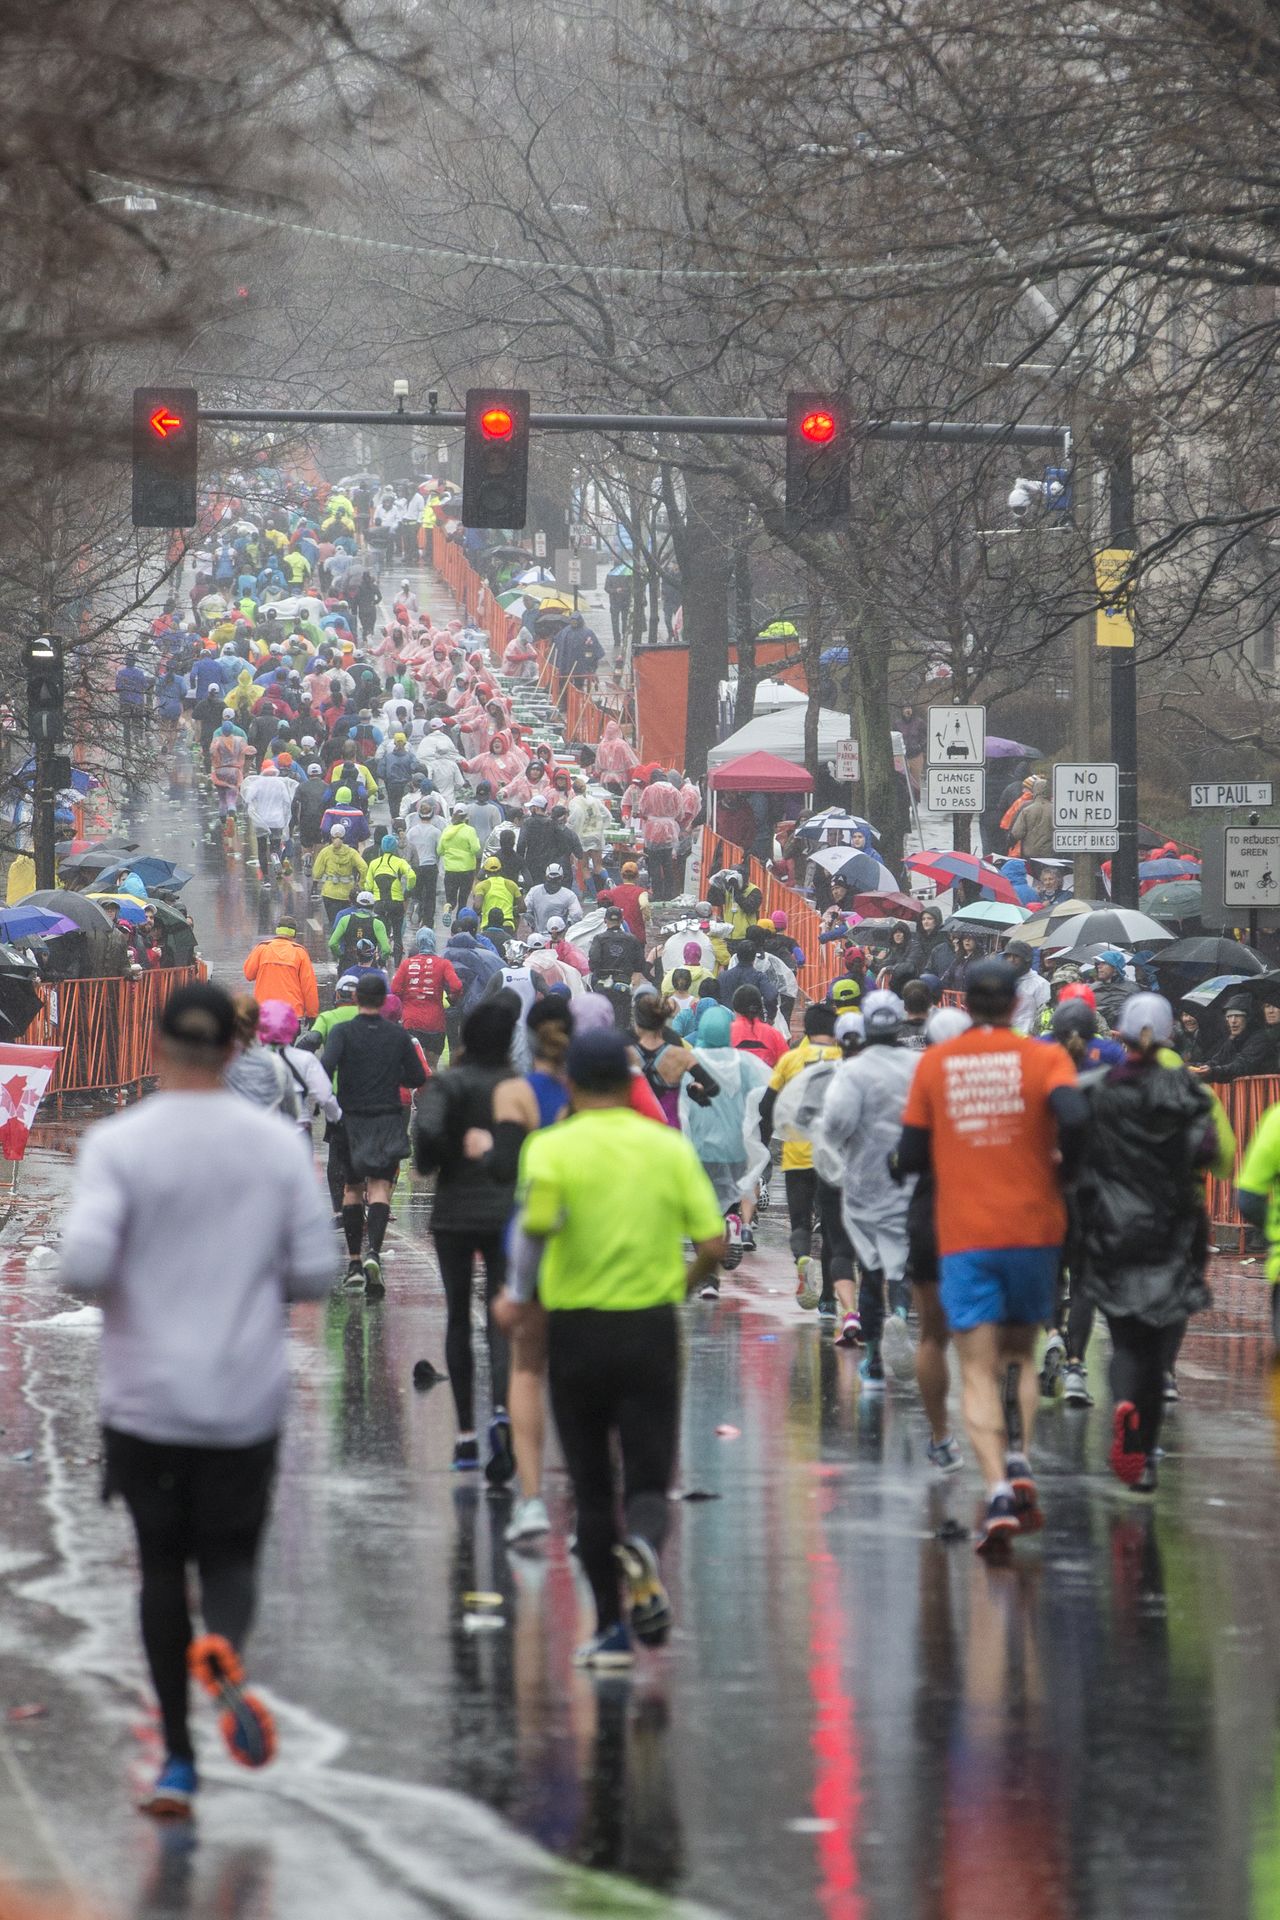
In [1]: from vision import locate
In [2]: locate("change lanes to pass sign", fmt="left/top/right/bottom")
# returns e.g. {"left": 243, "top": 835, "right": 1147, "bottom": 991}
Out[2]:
{"left": 925, "top": 765, "right": 986, "bottom": 814}
{"left": 1052, "top": 762, "right": 1119, "bottom": 853}
{"left": 1224, "top": 827, "right": 1280, "bottom": 907}
{"left": 1191, "top": 782, "right": 1273, "bottom": 808}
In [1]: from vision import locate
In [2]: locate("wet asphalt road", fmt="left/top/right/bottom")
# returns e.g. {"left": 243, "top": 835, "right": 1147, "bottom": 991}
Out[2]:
{"left": 2, "top": 639, "right": 1280, "bottom": 1915}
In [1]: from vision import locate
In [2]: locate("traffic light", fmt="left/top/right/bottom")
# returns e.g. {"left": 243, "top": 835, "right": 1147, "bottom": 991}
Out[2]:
{"left": 785, "top": 392, "right": 851, "bottom": 529}
{"left": 26, "top": 636, "right": 64, "bottom": 744}
{"left": 132, "top": 386, "right": 198, "bottom": 528}
{"left": 462, "top": 388, "right": 530, "bottom": 530}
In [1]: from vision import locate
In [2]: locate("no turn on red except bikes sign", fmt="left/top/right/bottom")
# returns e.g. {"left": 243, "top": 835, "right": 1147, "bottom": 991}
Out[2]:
{"left": 1052, "top": 763, "right": 1119, "bottom": 854}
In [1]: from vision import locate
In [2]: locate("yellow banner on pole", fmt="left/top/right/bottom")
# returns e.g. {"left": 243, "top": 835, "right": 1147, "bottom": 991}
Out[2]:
{"left": 1095, "top": 547, "right": 1135, "bottom": 649}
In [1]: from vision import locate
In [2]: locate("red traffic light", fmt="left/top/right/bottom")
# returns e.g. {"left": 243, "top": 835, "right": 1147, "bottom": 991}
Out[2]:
{"left": 479, "top": 405, "right": 515, "bottom": 441}
{"left": 150, "top": 407, "right": 184, "bottom": 439}
{"left": 799, "top": 409, "right": 837, "bottom": 444}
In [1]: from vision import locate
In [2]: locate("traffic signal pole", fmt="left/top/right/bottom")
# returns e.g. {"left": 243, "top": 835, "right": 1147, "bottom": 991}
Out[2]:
{"left": 196, "top": 404, "right": 1069, "bottom": 449}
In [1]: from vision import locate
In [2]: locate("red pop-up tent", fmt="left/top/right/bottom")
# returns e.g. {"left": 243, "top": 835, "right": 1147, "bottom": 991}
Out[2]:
{"left": 708, "top": 750, "right": 814, "bottom": 793}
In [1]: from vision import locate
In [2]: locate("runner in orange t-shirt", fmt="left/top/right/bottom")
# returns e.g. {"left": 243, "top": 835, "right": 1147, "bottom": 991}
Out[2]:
{"left": 897, "top": 958, "right": 1087, "bottom": 1554}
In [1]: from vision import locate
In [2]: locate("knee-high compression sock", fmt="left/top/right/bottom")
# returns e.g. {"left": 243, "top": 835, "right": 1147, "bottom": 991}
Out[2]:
{"left": 366, "top": 1202, "right": 391, "bottom": 1255}
{"left": 342, "top": 1204, "right": 365, "bottom": 1258}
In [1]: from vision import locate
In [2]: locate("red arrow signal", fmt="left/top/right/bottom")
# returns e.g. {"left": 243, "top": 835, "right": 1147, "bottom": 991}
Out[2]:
{"left": 150, "top": 407, "right": 183, "bottom": 438}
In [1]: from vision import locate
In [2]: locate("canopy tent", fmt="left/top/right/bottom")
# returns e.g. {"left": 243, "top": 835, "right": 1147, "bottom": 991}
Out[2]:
{"left": 707, "top": 705, "right": 854, "bottom": 771}
{"left": 708, "top": 750, "right": 813, "bottom": 794}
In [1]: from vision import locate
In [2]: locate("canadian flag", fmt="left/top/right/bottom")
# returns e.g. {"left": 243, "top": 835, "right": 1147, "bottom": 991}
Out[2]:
{"left": 0, "top": 1045, "right": 61, "bottom": 1162}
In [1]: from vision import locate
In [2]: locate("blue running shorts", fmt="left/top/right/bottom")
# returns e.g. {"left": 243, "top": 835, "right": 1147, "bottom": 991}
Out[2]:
{"left": 939, "top": 1245, "right": 1060, "bottom": 1331}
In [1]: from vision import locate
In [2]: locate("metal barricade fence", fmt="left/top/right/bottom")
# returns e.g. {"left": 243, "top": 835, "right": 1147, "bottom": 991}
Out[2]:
{"left": 27, "top": 965, "right": 208, "bottom": 1105}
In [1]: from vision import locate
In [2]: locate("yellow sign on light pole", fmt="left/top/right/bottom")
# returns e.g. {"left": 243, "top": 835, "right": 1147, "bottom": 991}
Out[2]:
{"left": 1095, "top": 547, "right": 1135, "bottom": 649}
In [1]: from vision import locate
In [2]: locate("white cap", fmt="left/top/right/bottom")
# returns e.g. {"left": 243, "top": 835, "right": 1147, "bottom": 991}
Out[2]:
{"left": 547, "top": 915, "right": 566, "bottom": 933}
{"left": 925, "top": 1007, "right": 972, "bottom": 1045}
{"left": 529, "top": 793, "right": 548, "bottom": 809}
{"left": 835, "top": 1011, "right": 864, "bottom": 1043}
{"left": 356, "top": 890, "right": 375, "bottom": 907}
{"left": 307, "top": 762, "right": 323, "bottom": 776}
{"left": 1116, "top": 991, "right": 1174, "bottom": 1046}
{"left": 329, "top": 823, "right": 345, "bottom": 838}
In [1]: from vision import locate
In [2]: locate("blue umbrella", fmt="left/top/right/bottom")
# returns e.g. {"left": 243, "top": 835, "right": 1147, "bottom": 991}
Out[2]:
{"left": 14, "top": 758, "right": 94, "bottom": 794}
{"left": 0, "top": 904, "right": 78, "bottom": 942}
{"left": 94, "top": 857, "right": 193, "bottom": 894}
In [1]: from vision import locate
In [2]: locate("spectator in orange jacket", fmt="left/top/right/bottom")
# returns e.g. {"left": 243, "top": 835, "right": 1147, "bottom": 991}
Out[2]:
{"left": 243, "top": 918, "right": 320, "bottom": 1020}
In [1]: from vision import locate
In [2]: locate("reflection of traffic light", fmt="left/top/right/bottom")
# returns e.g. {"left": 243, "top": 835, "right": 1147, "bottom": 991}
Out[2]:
{"left": 132, "top": 386, "right": 198, "bottom": 528}
{"left": 785, "top": 392, "right": 851, "bottom": 529}
{"left": 462, "top": 388, "right": 530, "bottom": 529}
{"left": 26, "top": 635, "right": 64, "bottom": 743}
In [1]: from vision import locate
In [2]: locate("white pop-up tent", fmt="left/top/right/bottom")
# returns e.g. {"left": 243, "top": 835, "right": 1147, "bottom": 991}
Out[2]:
{"left": 706, "top": 705, "right": 856, "bottom": 772}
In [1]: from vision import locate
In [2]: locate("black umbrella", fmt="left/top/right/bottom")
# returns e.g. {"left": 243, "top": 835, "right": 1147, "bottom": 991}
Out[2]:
{"left": 1151, "top": 936, "right": 1267, "bottom": 976}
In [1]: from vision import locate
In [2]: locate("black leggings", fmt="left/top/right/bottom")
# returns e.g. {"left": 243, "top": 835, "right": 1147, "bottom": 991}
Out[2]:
{"left": 105, "top": 1428, "right": 278, "bottom": 1765}
{"left": 547, "top": 1305, "right": 679, "bottom": 1632}
{"left": 858, "top": 1268, "right": 886, "bottom": 1349}
{"left": 816, "top": 1175, "right": 856, "bottom": 1296}
{"left": 432, "top": 1228, "right": 510, "bottom": 1431}
{"left": 1106, "top": 1316, "right": 1184, "bottom": 1453}
{"left": 444, "top": 869, "right": 475, "bottom": 912}
{"left": 785, "top": 1168, "right": 819, "bottom": 1265}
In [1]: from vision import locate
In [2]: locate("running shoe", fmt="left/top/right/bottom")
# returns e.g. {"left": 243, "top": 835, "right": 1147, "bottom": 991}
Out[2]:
{"left": 189, "top": 1634, "right": 276, "bottom": 1769}
{"left": 927, "top": 1435, "right": 963, "bottom": 1475}
{"left": 757, "top": 1181, "right": 771, "bottom": 1213}
{"left": 816, "top": 1297, "right": 838, "bottom": 1321}
{"left": 975, "top": 1492, "right": 1020, "bottom": 1556}
{"left": 698, "top": 1279, "right": 720, "bottom": 1301}
{"left": 740, "top": 1225, "right": 757, "bottom": 1254}
{"left": 485, "top": 1411, "right": 516, "bottom": 1487}
{"left": 138, "top": 1755, "right": 198, "bottom": 1819}
{"left": 342, "top": 1260, "right": 365, "bottom": 1291}
{"left": 1038, "top": 1330, "right": 1065, "bottom": 1398}
{"left": 723, "top": 1212, "right": 743, "bottom": 1271}
{"left": 1109, "top": 1400, "right": 1147, "bottom": 1487}
{"left": 838, "top": 1312, "right": 862, "bottom": 1347}
{"left": 1133, "top": 1460, "right": 1159, "bottom": 1495}
{"left": 794, "top": 1255, "right": 820, "bottom": 1311}
{"left": 881, "top": 1313, "right": 916, "bottom": 1382}
{"left": 614, "top": 1535, "right": 673, "bottom": 1646}
{"left": 442, "top": 907, "right": 452, "bottom": 929}
{"left": 1008, "top": 1465, "right": 1044, "bottom": 1535}
{"left": 858, "top": 1351, "right": 885, "bottom": 1392}
{"left": 1162, "top": 1371, "right": 1180, "bottom": 1402}
{"left": 452, "top": 1437, "right": 481, "bottom": 1472}
{"left": 505, "top": 1495, "right": 550, "bottom": 1545}
{"left": 362, "top": 1254, "right": 385, "bottom": 1297}
{"left": 573, "top": 1623, "right": 635, "bottom": 1671}
{"left": 1062, "top": 1363, "right": 1094, "bottom": 1407}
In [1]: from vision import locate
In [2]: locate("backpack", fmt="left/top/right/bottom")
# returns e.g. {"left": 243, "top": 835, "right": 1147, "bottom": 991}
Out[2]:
{"left": 372, "top": 863, "right": 397, "bottom": 913}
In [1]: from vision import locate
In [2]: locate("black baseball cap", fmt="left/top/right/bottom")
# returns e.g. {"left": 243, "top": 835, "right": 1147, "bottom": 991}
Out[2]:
{"left": 158, "top": 982, "right": 237, "bottom": 1051}
{"left": 566, "top": 1030, "right": 631, "bottom": 1093}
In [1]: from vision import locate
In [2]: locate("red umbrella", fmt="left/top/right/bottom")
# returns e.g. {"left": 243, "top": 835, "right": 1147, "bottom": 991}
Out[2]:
{"left": 853, "top": 890, "right": 923, "bottom": 918}
{"left": 903, "top": 849, "right": 1021, "bottom": 905}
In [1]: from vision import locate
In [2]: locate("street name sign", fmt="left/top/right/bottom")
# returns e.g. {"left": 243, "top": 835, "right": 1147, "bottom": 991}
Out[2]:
{"left": 927, "top": 705, "right": 985, "bottom": 767}
{"left": 1191, "top": 782, "right": 1273, "bottom": 808}
{"left": 1052, "top": 762, "right": 1119, "bottom": 853}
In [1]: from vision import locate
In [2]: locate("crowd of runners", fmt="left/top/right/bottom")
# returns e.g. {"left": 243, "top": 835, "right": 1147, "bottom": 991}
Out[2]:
{"left": 54, "top": 475, "right": 1280, "bottom": 1819}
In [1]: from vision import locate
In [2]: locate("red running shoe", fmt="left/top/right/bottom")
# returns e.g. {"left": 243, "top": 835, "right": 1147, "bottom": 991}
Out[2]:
{"left": 189, "top": 1633, "right": 277, "bottom": 1769}
{"left": 1109, "top": 1401, "right": 1147, "bottom": 1488}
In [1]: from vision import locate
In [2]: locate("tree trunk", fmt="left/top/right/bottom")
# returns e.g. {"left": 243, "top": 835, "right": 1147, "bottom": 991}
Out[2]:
{"left": 842, "top": 604, "right": 908, "bottom": 869}
{"left": 732, "top": 532, "right": 757, "bottom": 732}
{"left": 663, "top": 467, "right": 734, "bottom": 778}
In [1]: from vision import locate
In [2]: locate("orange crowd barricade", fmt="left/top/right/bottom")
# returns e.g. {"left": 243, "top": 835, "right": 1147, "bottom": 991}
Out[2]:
{"left": 26, "top": 965, "right": 208, "bottom": 1106}
{"left": 429, "top": 528, "right": 519, "bottom": 655}
{"left": 697, "top": 828, "right": 837, "bottom": 1001}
